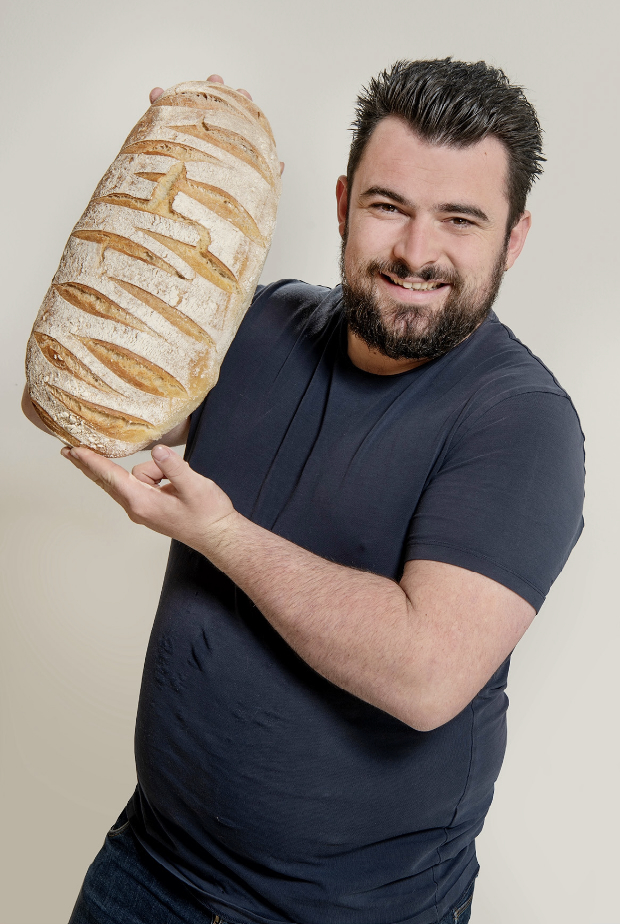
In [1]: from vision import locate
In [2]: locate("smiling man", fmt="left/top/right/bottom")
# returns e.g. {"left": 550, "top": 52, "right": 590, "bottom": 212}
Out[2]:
{"left": 47, "top": 60, "right": 584, "bottom": 924}
{"left": 338, "top": 120, "right": 529, "bottom": 370}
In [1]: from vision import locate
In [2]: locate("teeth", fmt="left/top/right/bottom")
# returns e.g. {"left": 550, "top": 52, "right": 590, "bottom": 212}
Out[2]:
{"left": 388, "top": 277, "right": 442, "bottom": 290}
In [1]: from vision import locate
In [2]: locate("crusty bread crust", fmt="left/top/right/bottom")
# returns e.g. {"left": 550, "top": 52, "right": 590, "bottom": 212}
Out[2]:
{"left": 26, "top": 81, "right": 281, "bottom": 457}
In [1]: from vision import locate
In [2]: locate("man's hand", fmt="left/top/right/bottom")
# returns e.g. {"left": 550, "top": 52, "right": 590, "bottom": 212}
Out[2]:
{"left": 149, "top": 73, "right": 252, "bottom": 106}
{"left": 149, "top": 76, "right": 285, "bottom": 175}
{"left": 61, "top": 444, "right": 236, "bottom": 552}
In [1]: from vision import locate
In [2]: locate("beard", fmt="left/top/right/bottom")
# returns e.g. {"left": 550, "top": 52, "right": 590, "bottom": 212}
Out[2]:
{"left": 340, "top": 242, "right": 507, "bottom": 362}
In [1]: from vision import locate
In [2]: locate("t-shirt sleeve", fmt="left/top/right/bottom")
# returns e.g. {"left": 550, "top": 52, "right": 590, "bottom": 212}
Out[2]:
{"left": 405, "top": 391, "right": 585, "bottom": 610}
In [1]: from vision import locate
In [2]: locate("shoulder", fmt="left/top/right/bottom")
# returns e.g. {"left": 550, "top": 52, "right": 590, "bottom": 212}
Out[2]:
{"left": 408, "top": 320, "right": 585, "bottom": 608}
{"left": 248, "top": 281, "right": 343, "bottom": 337}
{"left": 447, "top": 313, "right": 584, "bottom": 442}
{"left": 251, "top": 279, "right": 338, "bottom": 314}
{"left": 212, "top": 280, "right": 342, "bottom": 370}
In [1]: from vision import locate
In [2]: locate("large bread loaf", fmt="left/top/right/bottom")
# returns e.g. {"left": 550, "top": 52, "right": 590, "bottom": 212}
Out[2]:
{"left": 26, "top": 81, "right": 281, "bottom": 457}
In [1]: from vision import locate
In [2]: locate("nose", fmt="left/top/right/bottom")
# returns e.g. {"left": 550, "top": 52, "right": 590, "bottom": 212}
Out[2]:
{"left": 392, "top": 216, "right": 442, "bottom": 272}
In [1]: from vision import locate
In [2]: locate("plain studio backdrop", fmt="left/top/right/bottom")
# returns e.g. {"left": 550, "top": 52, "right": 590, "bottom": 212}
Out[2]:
{"left": 1, "top": 1, "right": 617, "bottom": 921}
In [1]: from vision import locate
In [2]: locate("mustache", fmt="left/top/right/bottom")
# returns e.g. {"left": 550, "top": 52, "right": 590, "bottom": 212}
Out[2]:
{"left": 365, "top": 259, "right": 462, "bottom": 286}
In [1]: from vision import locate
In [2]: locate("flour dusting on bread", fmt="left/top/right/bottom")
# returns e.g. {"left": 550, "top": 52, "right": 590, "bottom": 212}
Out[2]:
{"left": 26, "top": 81, "right": 281, "bottom": 457}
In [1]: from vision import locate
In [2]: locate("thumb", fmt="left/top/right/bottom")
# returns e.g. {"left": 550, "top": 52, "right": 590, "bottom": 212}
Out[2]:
{"left": 151, "top": 445, "right": 194, "bottom": 494}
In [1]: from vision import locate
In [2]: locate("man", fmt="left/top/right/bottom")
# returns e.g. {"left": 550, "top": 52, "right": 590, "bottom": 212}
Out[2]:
{"left": 26, "top": 60, "right": 584, "bottom": 924}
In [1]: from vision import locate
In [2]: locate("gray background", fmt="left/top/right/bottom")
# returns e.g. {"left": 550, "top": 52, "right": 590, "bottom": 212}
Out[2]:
{"left": 1, "top": 0, "right": 618, "bottom": 921}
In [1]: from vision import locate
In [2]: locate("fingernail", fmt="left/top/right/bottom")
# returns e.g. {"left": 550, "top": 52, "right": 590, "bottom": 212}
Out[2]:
{"left": 61, "top": 447, "right": 71, "bottom": 458}
{"left": 152, "top": 444, "right": 170, "bottom": 461}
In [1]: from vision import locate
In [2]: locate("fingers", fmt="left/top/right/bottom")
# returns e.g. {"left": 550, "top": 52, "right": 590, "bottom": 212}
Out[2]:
{"left": 152, "top": 77, "right": 253, "bottom": 105}
{"left": 60, "top": 445, "right": 181, "bottom": 531}
{"left": 148, "top": 445, "right": 195, "bottom": 498}
{"left": 131, "top": 446, "right": 190, "bottom": 486}
{"left": 61, "top": 442, "right": 237, "bottom": 548}
{"left": 280, "top": 162, "right": 285, "bottom": 176}
{"left": 132, "top": 458, "right": 166, "bottom": 485}
{"left": 61, "top": 446, "right": 130, "bottom": 499}
{"left": 206, "top": 73, "right": 252, "bottom": 100}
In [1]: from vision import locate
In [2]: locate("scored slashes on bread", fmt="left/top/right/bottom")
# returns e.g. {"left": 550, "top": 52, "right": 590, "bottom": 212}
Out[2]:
{"left": 26, "top": 81, "right": 281, "bottom": 457}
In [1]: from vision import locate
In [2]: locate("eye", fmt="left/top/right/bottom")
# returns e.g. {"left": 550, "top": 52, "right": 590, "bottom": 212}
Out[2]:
{"left": 448, "top": 217, "right": 473, "bottom": 227}
{"left": 371, "top": 202, "right": 401, "bottom": 214}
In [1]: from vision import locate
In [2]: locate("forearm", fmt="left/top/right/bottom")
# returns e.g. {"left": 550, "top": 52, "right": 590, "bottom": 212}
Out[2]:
{"left": 201, "top": 510, "right": 425, "bottom": 727}
{"left": 61, "top": 443, "right": 534, "bottom": 732}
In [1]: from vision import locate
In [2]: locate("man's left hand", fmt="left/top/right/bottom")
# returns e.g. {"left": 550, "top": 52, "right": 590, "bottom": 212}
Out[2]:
{"left": 61, "top": 444, "right": 236, "bottom": 552}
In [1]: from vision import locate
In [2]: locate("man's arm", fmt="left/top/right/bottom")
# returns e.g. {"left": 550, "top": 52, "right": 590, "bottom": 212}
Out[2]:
{"left": 196, "top": 511, "right": 534, "bottom": 732}
{"left": 60, "top": 443, "right": 535, "bottom": 732}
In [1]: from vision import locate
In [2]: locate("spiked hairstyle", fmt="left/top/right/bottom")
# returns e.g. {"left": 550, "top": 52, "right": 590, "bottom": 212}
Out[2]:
{"left": 347, "top": 59, "right": 545, "bottom": 231}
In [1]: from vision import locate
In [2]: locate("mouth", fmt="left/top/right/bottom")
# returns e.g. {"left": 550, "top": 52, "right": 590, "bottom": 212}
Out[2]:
{"left": 380, "top": 271, "right": 450, "bottom": 295}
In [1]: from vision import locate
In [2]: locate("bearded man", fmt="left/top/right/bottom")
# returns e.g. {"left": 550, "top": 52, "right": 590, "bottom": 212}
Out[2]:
{"left": 27, "top": 59, "right": 585, "bottom": 924}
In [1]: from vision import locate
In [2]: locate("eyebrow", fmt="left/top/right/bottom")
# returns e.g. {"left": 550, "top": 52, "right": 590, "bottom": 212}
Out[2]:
{"left": 438, "top": 202, "right": 490, "bottom": 223}
{"left": 359, "top": 186, "right": 490, "bottom": 223}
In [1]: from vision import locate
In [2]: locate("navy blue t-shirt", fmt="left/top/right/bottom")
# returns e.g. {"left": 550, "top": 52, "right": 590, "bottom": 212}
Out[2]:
{"left": 129, "top": 281, "right": 585, "bottom": 924}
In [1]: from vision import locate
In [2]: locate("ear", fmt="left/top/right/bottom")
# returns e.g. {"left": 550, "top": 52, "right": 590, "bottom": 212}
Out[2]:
{"left": 336, "top": 175, "right": 348, "bottom": 238}
{"left": 505, "top": 211, "right": 531, "bottom": 270}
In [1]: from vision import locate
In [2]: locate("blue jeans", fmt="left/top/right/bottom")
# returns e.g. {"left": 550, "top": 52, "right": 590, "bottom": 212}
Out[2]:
{"left": 68, "top": 810, "right": 475, "bottom": 924}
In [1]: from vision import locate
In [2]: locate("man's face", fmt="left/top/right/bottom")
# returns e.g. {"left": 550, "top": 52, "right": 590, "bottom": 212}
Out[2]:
{"left": 336, "top": 117, "right": 531, "bottom": 372}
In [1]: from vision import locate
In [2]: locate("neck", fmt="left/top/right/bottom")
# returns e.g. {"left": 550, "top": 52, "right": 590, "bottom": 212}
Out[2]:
{"left": 347, "top": 328, "right": 430, "bottom": 375}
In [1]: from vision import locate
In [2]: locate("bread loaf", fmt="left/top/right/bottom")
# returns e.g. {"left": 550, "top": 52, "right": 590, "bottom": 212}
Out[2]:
{"left": 26, "top": 81, "right": 281, "bottom": 457}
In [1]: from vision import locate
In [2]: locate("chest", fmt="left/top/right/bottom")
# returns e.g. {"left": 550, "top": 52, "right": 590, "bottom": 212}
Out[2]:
{"left": 188, "top": 326, "right": 464, "bottom": 579}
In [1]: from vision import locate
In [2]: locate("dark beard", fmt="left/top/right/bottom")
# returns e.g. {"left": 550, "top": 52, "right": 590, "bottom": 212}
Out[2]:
{"left": 340, "top": 246, "right": 507, "bottom": 362}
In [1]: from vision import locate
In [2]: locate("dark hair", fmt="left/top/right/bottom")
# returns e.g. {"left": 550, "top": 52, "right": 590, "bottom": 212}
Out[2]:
{"left": 347, "top": 58, "right": 545, "bottom": 230}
